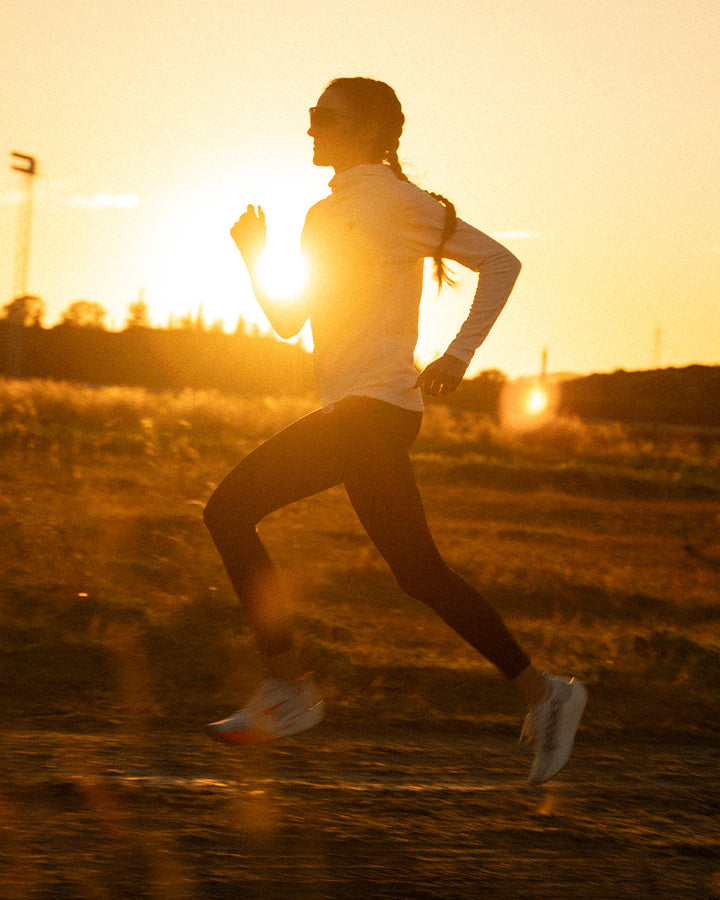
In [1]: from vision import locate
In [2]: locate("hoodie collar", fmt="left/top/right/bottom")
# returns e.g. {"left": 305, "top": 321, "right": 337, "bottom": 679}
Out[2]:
{"left": 328, "top": 164, "right": 395, "bottom": 193}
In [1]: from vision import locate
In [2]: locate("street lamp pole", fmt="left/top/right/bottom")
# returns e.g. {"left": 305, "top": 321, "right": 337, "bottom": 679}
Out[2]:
{"left": 10, "top": 152, "right": 37, "bottom": 300}
{"left": 7, "top": 153, "right": 37, "bottom": 376}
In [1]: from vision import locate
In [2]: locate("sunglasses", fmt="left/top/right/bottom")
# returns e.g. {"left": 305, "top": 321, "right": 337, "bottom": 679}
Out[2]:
{"left": 308, "top": 106, "right": 357, "bottom": 128}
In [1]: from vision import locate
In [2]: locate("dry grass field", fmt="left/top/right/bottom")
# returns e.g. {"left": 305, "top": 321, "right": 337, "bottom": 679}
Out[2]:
{"left": 1, "top": 378, "right": 718, "bottom": 897}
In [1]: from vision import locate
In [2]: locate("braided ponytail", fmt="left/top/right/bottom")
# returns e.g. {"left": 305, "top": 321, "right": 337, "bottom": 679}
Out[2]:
{"left": 427, "top": 192, "right": 457, "bottom": 290}
{"left": 386, "top": 146, "right": 409, "bottom": 183}
{"left": 386, "top": 144, "right": 456, "bottom": 288}
{"left": 327, "top": 77, "right": 458, "bottom": 290}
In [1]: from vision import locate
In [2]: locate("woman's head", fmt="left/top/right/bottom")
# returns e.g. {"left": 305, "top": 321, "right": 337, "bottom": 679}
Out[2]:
{"left": 308, "top": 77, "right": 405, "bottom": 175}
{"left": 323, "top": 77, "right": 406, "bottom": 176}
{"left": 310, "top": 76, "right": 457, "bottom": 288}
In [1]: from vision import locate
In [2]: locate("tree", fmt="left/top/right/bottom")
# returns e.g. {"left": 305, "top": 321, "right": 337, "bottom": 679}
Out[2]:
{"left": 1, "top": 294, "right": 45, "bottom": 327}
{"left": 175, "top": 305, "right": 207, "bottom": 331}
{"left": 125, "top": 295, "right": 150, "bottom": 329}
{"left": 59, "top": 300, "right": 108, "bottom": 329}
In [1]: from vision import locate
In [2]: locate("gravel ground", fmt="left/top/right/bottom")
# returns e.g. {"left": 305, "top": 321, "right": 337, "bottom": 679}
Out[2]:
{"left": 1, "top": 728, "right": 718, "bottom": 899}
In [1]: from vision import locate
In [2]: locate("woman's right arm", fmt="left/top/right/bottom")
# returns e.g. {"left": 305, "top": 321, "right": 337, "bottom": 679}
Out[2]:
{"left": 230, "top": 205, "right": 309, "bottom": 339}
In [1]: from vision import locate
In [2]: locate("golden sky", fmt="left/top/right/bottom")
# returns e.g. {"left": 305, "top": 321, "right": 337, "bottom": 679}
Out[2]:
{"left": 2, "top": 0, "right": 718, "bottom": 377}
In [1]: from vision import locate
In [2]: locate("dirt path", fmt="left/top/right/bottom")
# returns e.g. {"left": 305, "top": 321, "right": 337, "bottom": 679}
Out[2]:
{"left": 1, "top": 729, "right": 718, "bottom": 899}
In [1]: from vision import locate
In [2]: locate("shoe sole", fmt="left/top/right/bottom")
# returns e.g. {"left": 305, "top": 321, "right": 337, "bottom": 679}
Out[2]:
{"left": 208, "top": 702, "right": 324, "bottom": 746}
{"left": 529, "top": 680, "right": 588, "bottom": 785}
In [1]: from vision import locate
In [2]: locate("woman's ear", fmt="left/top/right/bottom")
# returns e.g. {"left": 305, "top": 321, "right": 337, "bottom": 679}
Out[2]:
{"left": 356, "top": 119, "right": 382, "bottom": 158}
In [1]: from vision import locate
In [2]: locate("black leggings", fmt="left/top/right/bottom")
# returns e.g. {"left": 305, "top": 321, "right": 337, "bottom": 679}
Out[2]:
{"left": 203, "top": 396, "right": 530, "bottom": 680}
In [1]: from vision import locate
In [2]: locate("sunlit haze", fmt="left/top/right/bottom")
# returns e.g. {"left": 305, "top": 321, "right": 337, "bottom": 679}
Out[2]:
{"left": 2, "top": 1, "right": 718, "bottom": 377}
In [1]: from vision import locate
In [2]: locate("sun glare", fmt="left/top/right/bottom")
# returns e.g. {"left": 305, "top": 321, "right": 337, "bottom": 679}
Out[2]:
{"left": 257, "top": 239, "right": 308, "bottom": 300}
{"left": 142, "top": 166, "right": 320, "bottom": 334}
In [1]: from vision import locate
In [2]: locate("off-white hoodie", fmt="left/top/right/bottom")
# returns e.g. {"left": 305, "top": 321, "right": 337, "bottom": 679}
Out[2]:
{"left": 300, "top": 164, "right": 521, "bottom": 411}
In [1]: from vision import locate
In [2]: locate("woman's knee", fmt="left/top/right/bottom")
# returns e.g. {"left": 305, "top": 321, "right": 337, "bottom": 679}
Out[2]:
{"left": 203, "top": 480, "right": 255, "bottom": 538}
{"left": 203, "top": 488, "right": 226, "bottom": 538}
{"left": 202, "top": 489, "right": 221, "bottom": 534}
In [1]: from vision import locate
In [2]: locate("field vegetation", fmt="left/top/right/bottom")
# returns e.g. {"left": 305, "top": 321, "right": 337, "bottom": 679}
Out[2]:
{"left": 1, "top": 377, "right": 719, "bottom": 742}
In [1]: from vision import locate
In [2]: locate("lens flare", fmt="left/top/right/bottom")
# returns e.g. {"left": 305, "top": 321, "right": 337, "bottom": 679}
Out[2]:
{"left": 500, "top": 379, "right": 558, "bottom": 431}
{"left": 526, "top": 386, "right": 550, "bottom": 416}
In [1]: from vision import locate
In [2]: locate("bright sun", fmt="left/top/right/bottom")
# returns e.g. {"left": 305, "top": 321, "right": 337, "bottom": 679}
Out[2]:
{"left": 146, "top": 164, "right": 322, "bottom": 335}
{"left": 256, "top": 237, "right": 308, "bottom": 300}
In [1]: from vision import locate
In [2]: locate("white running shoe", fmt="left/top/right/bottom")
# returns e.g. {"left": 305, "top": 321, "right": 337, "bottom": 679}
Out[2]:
{"left": 207, "top": 674, "right": 324, "bottom": 745}
{"left": 521, "top": 674, "right": 588, "bottom": 785}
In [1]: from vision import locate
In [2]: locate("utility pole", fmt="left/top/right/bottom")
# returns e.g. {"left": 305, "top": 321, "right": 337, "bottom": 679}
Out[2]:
{"left": 7, "top": 153, "right": 37, "bottom": 377}
{"left": 653, "top": 327, "right": 663, "bottom": 370}
{"left": 10, "top": 152, "right": 37, "bottom": 299}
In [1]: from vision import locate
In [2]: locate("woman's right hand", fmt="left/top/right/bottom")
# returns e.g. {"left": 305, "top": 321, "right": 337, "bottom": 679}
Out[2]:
{"left": 230, "top": 204, "right": 267, "bottom": 267}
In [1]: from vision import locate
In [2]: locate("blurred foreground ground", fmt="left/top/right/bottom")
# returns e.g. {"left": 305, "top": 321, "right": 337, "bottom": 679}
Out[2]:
{"left": 1, "top": 727, "right": 718, "bottom": 899}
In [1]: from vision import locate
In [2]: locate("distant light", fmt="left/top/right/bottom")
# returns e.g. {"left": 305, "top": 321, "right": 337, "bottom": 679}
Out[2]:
{"left": 500, "top": 379, "right": 558, "bottom": 431}
{"left": 526, "top": 386, "right": 550, "bottom": 416}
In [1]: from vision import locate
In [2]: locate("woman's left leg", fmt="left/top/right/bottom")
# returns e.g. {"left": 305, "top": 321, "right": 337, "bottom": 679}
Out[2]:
{"left": 343, "top": 412, "right": 584, "bottom": 779}
{"left": 340, "top": 406, "right": 533, "bottom": 683}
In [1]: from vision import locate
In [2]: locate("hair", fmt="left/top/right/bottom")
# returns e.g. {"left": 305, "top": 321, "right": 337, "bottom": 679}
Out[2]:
{"left": 326, "top": 76, "right": 457, "bottom": 290}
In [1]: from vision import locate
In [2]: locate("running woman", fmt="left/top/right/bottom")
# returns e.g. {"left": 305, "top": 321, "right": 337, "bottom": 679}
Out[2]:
{"left": 205, "top": 77, "right": 587, "bottom": 784}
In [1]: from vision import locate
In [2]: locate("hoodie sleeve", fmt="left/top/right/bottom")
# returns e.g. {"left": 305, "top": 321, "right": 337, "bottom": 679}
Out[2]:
{"left": 400, "top": 186, "right": 522, "bottom": 364}
{"left": 441, "top": 219, "right": 521, "bottom": 364}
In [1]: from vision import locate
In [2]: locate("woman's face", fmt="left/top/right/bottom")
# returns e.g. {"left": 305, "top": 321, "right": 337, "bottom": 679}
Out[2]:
{"left": 307, "top": 87, "right": 378, "bottom": 172}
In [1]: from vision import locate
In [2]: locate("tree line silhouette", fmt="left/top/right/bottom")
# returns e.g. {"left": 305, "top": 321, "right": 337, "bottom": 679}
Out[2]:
{"left": 558, "top": 367, "right": 720, "bottom": 428}
{"left": 1, "top": 295, "right": 718, "bottom": 425}
{"left": 0, "top": 294, "right": 314, "bottom": 395}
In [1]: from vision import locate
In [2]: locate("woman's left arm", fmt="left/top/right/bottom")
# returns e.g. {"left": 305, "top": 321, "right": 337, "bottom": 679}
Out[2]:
{"left": 402, "top": 189, "right": 522, "bottom": 394}
{"left": 414, "top": 219, "right": 521, "bottom": 395}
{"left": 440, "top": 219, "right": 522, "bottom": 367}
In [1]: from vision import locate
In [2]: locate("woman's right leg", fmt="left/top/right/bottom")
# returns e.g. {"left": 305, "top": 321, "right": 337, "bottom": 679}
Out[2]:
{"left": 203, "top": 407, "right": 346, "bottom": 670}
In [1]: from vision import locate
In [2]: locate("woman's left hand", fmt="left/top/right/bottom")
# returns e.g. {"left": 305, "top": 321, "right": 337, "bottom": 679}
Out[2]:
{"left": 415, "top": 354, "right": 468, "bottom": 395}
{"left": 230, "top": 204, "right": 267, "bottom": 268}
